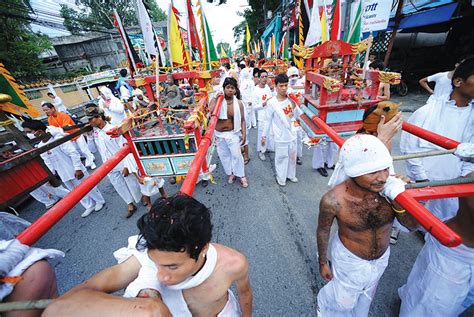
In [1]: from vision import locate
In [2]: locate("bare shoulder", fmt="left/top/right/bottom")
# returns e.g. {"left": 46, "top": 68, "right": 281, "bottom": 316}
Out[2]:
{"left": 213, "top": 243, "right": 248, "bottom": 277}
{"left": 320, "top": 186, "right": 343, "bottom": 216}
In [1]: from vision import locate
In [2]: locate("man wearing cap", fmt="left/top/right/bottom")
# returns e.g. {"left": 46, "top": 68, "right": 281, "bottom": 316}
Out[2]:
{"left": 316, "top": 134, "right": 417, "bottom": 316}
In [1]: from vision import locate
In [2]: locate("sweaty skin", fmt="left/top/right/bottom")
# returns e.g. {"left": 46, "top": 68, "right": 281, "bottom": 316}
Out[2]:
{"left": 317, "top": 172, "right": 417, "bottom": 280}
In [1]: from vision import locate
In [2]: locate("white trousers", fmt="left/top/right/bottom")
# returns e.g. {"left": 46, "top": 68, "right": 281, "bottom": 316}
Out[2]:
{"left": 399, "top": 234, "right": 474, "bottom": 317}
{"left": 257, "top": 121, "right": 267, "bottom": 153}
{"left": 73, "top": 135, "right": 95, "bottom": 167}
{"left": 30, "top": 183, "right": 69, "bottom": 208}
{"left": 63, "top": 170, "right": 105, "bottom": 210}
{"left": 296, "top": 126, "right": 306, "bottom": 158}
{"left": 108, "top": 170, "right": 142, "bottom": 205}
{"left": 274, "top": 140, "right": 297, "bottom": 183}
{"left": 312, "top": 141, "right": 338, "bottom": 169}
{"left": 317, "top": 233, "right": 390, "bottom": 317}
{"left": 216, "top": 131, "right": 245, "bottom": 178}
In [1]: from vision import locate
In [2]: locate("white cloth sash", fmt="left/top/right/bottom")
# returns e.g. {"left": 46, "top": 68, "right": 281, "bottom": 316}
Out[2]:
{"left": 218, "top": 96, "right": 242, "bottom": 133}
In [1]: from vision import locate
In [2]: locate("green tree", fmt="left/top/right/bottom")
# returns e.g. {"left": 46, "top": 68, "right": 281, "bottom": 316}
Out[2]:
{"left": 145, "top": 0, "right": 167, "bottom": 23}
{"left": 0, "top": 0, "right": 51, "bottom": 80}
{"left": 233, "top": 0, "right": 280, "bottom": 52}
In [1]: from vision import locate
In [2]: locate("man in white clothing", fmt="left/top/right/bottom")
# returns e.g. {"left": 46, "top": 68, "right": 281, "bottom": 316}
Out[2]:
{"left": 317, "top": 134, "right": 417, "bottom": 316}
{"left": 44, "top": 195, "right": 253, "bottom": 317}
{"left": 253, "top": 69, "right": 273, "bottom": 161}
{"left": 47, "top": 92, "right": 69, "bottom": 114}
{"left": 21, "top": 120, "right": 105, "bottom": 218}
{"left": 400, "top": 57, "right": 474, "bottom": 220}
{"left": 98, "top": 86, "right": 126, "bottom": 126}
{"left": 287, "top": 66, "right": 305, "bottom": 165}
{"left": 262, "top": 74, "right": 301, "bottom": 186}
{"left": 30, "top": 183, "right": 70, "bottom": 209}
{"left": 398, "top": 170, "right": 474, "bottom": 317}
{"left": 87, "top": 107, "right": 142, "bottom": 218}
{"left": 210, "top": 77, "right": 248, "bottom": 188}
{"left": 418, "top": 58, "right": 464, "bottom": 101}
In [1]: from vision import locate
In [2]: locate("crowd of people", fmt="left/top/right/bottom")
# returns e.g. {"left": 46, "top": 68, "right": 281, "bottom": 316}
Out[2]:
{"left": 1, "top": 55, "right": 473, "bottom": 316}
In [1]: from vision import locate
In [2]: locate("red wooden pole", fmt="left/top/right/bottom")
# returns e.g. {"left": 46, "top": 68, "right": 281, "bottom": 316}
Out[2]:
{"left": 395, "top": 192, "right": 462, "bottom": 247}
{"left": 17, "top": 145, "right": 131, "bottom": 246}
{"left": 180, "top": 95, "right": 224, "bottom": 196}
{"left": 123, "top": 132, "right": 146, "bottom": 177}
{"left": 402, "top": 122, "right": 460, "bottom": 149}
{"left": 407, "top": 183, "right": 474, "bottom": 201}
{"left": 311, "top": 116, "right": 345, "bottom": 147}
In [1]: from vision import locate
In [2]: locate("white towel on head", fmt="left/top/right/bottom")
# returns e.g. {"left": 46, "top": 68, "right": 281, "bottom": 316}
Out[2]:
{"left": 328, "top": 134, "right": 393, "bottom": 188}
{"left": 218, "top": 96, "right": 242, "bottom": 133}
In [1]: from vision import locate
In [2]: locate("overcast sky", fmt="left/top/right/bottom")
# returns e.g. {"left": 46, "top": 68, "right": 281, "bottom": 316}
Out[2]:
{"left": 29, "top": 0, "right": 249, "bottom": 50}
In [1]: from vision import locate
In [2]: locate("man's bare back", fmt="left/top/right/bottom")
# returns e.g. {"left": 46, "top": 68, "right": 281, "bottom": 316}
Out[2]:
{"left": 183, "top": 243, "right": 250, "bottom": 316}
{"left": 328, "top": 182, "right": 394, "bottom": 260}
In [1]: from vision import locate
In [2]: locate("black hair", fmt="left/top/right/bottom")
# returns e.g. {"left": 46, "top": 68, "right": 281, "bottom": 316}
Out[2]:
{"left": 452, "top": 57, "right": 474, "bottom": 85}
{"left": 22, "top": 119, "right": 47, "bottom": 132}
{"left": 222, "top": 77, "right": 241, "bottom": 99}
{"left": 259, "top": 69, "right": 268, "bottom": 77}
{"left": 369, "top": 60, "right": 385, "bottom": 71}
{"left": 136, "top": 195, "right": 212, "bottom": 261}
{"left": 274, "top": 73, "right": 289, "bottom": 85}
{"left": 290, "top": 61, "right": 296, "bottom": 67}
{"left": 249, "top": 61, "right": 255, "bottom": 68}
{"left": 224, "top": 62, "right": 231, "bottom": 70}
{"left": 238, "top": 63, "right": 245, "bottom": 70}
{"left": 42, "top": 102, "right": 55, "bottom": 109}
{"left": 119, "top": 68, "right": 128, "bottom": 77}
{"left": 252, "top": 68, "right": 260, "bottom": 77}
{"left": 47, "top": 92, "right": 54, "bottom": 97}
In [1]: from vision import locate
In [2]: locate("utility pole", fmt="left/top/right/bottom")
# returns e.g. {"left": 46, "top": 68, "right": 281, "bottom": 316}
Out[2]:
{"left": 384, "top": 0, "right": 404, "bottom": 67}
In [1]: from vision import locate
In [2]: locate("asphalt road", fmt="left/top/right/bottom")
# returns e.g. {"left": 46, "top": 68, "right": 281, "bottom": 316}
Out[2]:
{"left": 18, "top": 94, "right": 473, "bottom": 316}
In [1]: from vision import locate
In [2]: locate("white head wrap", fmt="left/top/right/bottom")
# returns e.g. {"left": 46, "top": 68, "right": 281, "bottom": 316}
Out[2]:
{"left": 287, "top": 66, "right": 299, "bottom": 77}
{"left": 99, "top": 86, "right": 113, "bottom": 100}
{"left": 328, "top": 134, "right": 393, "bottom": 188}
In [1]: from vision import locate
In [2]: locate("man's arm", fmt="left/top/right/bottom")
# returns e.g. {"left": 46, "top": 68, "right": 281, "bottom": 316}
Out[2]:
{"left": 376, "top": 112, "right": 403, "bottom": 150}
{"left": 377, "top": 83, "right": 390, "bottom": 101}
{"left": 231, "top": 253, "right": 253, "bottom": 317}
{"left": 238, "top": 100, "right": 246, "bottom": 145}
{"left": 317, "top": 191, "right": 338, "bottom": 282}
{"left": 419, "top": 77, "right": 434, "bottom": 94}
{"left": 43, "top": 256, "right": 172, "bottom": 317}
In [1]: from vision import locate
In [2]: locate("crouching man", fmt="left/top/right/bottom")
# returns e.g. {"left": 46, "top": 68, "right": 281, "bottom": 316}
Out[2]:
{"left": 44, "top": 194, "right": 253, "bottom": 317}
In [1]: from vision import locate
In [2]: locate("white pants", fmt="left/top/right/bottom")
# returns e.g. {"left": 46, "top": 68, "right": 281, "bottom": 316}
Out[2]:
{"left": 108, "top": 170, "right": 142, "bottom": 205}
{"left": 73, "top": 135, "right": 95, "bottom": 167}
{"left": 399, "top": 234, "right": 474, "bottom": 317}
{"left": 85, "top": 133, "right": 97, "bottom": 153}
{"left": 249, "top": 104, "right": 257, "bottom": 128}
{"left": 216, "top": 131, "right": 245, "bottom": 178}
{"left": 312, "top": 141, "right": 338, "bottom": 169}
{"left": 30, "top": 183, "right": 69, "bottom": 208}
{"left": 274, "top": 140, "right": 297, "bottom": 183}
{"left": 257, "top": 121, "right": 267, "bottom": 153}
{"left": 317, "top": 233, "right": 390, "bottom": 317}
{"left": 296, "top": 126, "right": 305, "bottom": 158}
{"left": 63, "top": 170, "right": 105, "bottom": 210}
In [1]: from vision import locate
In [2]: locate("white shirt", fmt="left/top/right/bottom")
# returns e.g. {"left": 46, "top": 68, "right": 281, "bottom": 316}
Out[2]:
{"left": 98, "top": 97, "right": 126, "bottom": 125}
{"left": 253, "top": 85, "right": 273, "bottom": 122}
{"left": 263, "top": 96, "right": 302, "bottom": 143}
{"left": 427, "top": 71, "right": 452, "bottom": 98}
{"left": 120, "top": 85, "right": 131, "bottom": 101}
{"left": 38, "top": 134, "right": 83, "bottom": 182}
{"left": 93, "top": 123, "right": 137, "bottom": 172}
{"left": 53, "top": 96, "right": 68, "bottom": 113}
{"left": 400, "top": 95, "right": 473, "bottom": 181}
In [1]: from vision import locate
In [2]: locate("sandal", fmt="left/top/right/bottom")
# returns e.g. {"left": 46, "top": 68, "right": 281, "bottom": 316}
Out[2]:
{"left": 244, "top": 157, "right": 250, "bottom": 165}
{"left": 126, "top": 205, "right": 137, "bottom": 218}
{"left": 228, "top": 175, "right": 236, "bottom": 184}
{"left": 240, "top": 177, "right": 248, "bottom": 188}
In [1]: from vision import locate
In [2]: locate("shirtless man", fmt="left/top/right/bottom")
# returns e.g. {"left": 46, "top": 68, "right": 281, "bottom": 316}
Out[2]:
{"left": 44, "top": 194, "right": 253, "bottom": 317}
{"left": 316, "top": 134, "right": 417, "bottom": 316}
{"left": 210, "top": 77, "right": 248, "bottom": 188}
{"left": 399, "top": 170, "right": 474, "bottom": 316}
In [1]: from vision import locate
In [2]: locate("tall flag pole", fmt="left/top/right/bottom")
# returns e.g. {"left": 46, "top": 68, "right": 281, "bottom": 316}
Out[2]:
{"left": 113, "top": 9, "right": 141, "bottom": 76}
{"left": 305, "top": 0, "right": 322, "bottom": 46}
{"left": 246, "top": 22, "right": 251, "bottom": 55}
{"left": 186, "top": 0, "right": 203, "bottom": 62}
{"left": 279, "top": 31, "right": 289, "bottom": 60}
{"left": 330, "top": 0, "right": 342, "bottom": 40}
{"left": 344, "top": 0, "right": 362, "bottom": 43}
{"left": 196, "top": 0, "right": 207, "bottom": 68}
{"left": 168, "top": 4, "right": 190, "bottom": 69}
{"left": 202, "top": 11, "right": 218, "bottom": 70}
{"left": 321, "top": 0, "right": 329, "bottom": 43}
